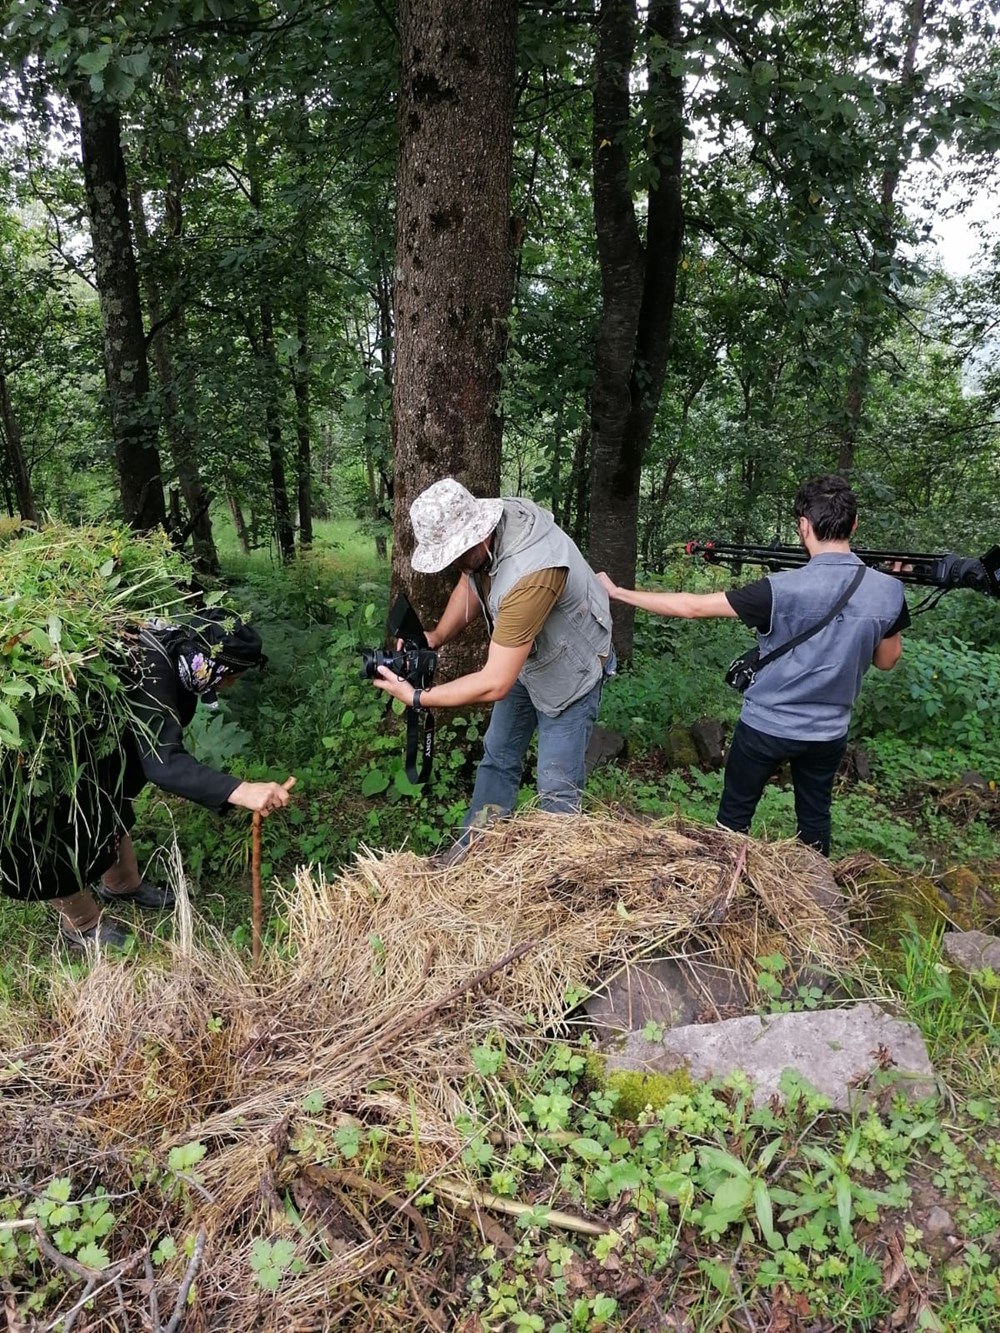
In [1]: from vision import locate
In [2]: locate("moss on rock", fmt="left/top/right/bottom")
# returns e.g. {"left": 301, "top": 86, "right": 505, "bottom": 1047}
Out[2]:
{"left": 585, "top": 1050, "right": 696, "bottom": 1120}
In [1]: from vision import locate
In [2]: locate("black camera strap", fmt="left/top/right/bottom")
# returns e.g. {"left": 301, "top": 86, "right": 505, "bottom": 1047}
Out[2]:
{"left": 756, "top": 562, "right": 867, "bottom": 672}
{"left": 404, "top": 705, "right": 435, "bottom": 785}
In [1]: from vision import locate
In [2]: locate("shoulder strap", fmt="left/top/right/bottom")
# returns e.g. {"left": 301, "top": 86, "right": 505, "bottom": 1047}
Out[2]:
{"left": 756, "top": 563, "right": 867, "bottom": 671}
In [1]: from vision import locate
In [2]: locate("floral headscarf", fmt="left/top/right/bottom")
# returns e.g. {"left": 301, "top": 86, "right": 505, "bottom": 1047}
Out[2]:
{"left": 166, "top": 611, "right": 265, "bottom": 697}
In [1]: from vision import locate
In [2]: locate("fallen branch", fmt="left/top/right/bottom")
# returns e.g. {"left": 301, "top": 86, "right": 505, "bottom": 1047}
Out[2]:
{"left": 144, "top": 1251, "right": 162, "bottom": 1333}
{"left": 433, "top": 1177, "right": 609, "bottom": 1237}
{"left": 163, "top": 1225, "right": 207, "bottom": 1333}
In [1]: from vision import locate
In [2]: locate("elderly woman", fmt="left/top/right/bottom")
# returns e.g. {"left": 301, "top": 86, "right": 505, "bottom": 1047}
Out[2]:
{"left": 0, "top": 611, "right": 295, "bottom": 949}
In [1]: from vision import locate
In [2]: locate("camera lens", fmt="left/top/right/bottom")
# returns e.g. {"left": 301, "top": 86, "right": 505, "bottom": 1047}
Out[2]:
{"left": 360, "top": 648, "right": 380, "bottom": 680}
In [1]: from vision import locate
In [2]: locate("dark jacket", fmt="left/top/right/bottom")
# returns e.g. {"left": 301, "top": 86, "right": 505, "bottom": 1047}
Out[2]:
{"left": 0, "top": 630, "right": 240, "bottom": 902}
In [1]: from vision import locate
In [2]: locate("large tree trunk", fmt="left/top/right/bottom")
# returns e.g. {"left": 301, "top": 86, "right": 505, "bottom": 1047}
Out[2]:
{"left": 76, "top": 91, "right": 166, "bottom": 531}
{"left": 129, "top": 176, "right": 219, "bottom": 573}
{"left": 588, "top": 0, "right": 684, "bottom": 660}
{"left": 0, "top": 363, "right": 37, "bottom": 522}
{"left": 836, "top": 0, "right": 925, "bottom": 474}
{"left": 391, "top": 0, "right": 517, "bottom": 675}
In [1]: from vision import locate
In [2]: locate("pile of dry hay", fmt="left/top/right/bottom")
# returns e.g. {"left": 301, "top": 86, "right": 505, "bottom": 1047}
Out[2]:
{"left": 0, "top": 810, "right": 854, "bottom": 1331}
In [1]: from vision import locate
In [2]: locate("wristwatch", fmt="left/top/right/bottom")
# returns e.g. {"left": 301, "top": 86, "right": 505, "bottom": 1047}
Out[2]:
{"left": 412, "top": 689, "right": 423, "bottom": 710}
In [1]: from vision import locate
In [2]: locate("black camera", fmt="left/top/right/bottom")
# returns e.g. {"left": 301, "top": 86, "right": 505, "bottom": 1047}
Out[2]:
{"left": 360, "top": 594, "right": 437, "bottom": 688}
{"left": 360, "top": 643, "right": 437, "bottom": 687}
{"left": 361, "top": 594, "right": 438, "bottom": 783}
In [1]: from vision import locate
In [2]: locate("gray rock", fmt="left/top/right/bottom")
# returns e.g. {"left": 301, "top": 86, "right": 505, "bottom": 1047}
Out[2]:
{"left": 664, "top": 723, "right": 699, "bottom": 770}
{"left": 791, "top": 844, "right": 849, "bottom": 932}
{"left": 922, "top": 1207, "right": 954, "bottom": 1240}
{"left": 941, "top": 929, "right": 1000, "bottom": 975}
{"left": 605, "top": 1002, "right": 937, "bottom": 1110}
{"left": 848, "top": 746, "right": 871, "bottom": 782}
{"left": 585, "top": 724, "right": 626, "bottom": 776}
{"left": 690, "top": 718, "right": 726, "bottom": 769}
{"left": 585, "top": 956, "right": 747, "bottom": 1039}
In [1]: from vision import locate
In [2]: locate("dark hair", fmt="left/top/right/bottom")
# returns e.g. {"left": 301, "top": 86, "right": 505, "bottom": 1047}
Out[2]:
{"left": 793, "top": 475, "right": 857, "bottom": 541}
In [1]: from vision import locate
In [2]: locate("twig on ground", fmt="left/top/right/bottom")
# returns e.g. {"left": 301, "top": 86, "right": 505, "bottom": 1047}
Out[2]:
{"left": 163, "top": 1225, "right": 207, "bottom": 1333}
{"left": 57, "top": 1278, "right": 95, "bottom": 1333}
{"left": 311, "top": 1166, "right": 431, "bottom": 1253}
{"left": 709, "top": 839, "right": 748, "bottom": 924}
{"left": 144, "top": 1250, "right": 162, "bottom": 1333}
{"left": 433, "top": 1177, "right": 609, "bottom": 1237}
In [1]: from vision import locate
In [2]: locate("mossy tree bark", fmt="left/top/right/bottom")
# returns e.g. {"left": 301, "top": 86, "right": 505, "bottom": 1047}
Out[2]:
{"left": 391, "top": 0, "right": 518, "bottom": 674}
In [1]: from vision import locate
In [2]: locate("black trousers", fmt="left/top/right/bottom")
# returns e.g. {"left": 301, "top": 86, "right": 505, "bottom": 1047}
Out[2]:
{"left": 716, "top": 719, "right": 848, "bottom": 857}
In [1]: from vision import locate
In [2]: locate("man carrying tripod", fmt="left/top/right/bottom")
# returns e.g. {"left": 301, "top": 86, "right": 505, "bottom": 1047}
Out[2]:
{"left": 598, "top": 475, "right": 909, "bottom": 856}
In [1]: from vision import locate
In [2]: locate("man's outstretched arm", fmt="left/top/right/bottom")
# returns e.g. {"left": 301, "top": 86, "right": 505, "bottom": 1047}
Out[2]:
{"left": 597, "top": 573, "right": 737, "bottom": 620}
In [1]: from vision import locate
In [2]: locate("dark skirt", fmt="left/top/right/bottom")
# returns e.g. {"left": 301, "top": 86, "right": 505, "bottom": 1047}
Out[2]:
{"left": 0, "top": 745, "right": 143, "bottom": 903}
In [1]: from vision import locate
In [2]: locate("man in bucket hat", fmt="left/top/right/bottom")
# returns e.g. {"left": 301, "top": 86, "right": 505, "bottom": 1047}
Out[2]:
{"left": 372, "top": 478, "right": 615, "bottom": 854}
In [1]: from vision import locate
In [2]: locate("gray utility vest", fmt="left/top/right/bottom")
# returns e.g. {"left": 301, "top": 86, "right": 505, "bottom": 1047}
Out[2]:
{"left": 485, "top": 499, "right": 612, "bottom": 717}
{"left": 742, "top": 552, "right": 905, "bottom": 742}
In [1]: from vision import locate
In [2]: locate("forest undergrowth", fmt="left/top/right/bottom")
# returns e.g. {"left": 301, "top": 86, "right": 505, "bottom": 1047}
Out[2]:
{"left": 2, "top": 521, "right": 999, "bottom": 1331}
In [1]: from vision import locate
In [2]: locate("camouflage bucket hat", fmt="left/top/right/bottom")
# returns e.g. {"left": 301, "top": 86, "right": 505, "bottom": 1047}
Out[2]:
{"left": 410, "top": 479, "right": 504, "bottom": 573}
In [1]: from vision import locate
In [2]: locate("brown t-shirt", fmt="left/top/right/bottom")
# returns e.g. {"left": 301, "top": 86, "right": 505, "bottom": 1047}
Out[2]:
{"left": 478, "top": 567, "right": 569, "bottom": 647}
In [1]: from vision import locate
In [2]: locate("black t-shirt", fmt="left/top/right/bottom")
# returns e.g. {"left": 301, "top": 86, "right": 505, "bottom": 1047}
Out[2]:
{"left": 725, "top": 577, "right": 911, "bottom": 637}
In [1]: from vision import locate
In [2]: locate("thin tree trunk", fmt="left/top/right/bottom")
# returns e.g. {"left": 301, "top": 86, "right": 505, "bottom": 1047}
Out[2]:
{"left": 569, "top": 407, "right": 592, "bottom": 548}
{"left": 392, "top": 0, "right": 517, "bottom": 675}
{"left": 0, "top": 362, "right": 37, "bottom": 522}
{"left": 241, "top": 86, "right": 294, "bottom": 562}
{"left": 260, "top": 302, "right": 296, "bottom": 562}
{"left": 129, "top": 181, "right": 219, "bottom": 573}
{"left": 293, "top": 303, "right": 313, "bottom": 549}
{"left": 588, "top": 0, "right": 684, "bottom": 660}
{"left": 76, "top": 90, "right": 165, "bottom": 531}
{"left": 227, "top": 486, "right": 251, "bottom": 555}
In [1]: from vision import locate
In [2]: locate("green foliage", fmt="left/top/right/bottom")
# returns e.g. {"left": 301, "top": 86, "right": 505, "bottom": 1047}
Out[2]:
{"left": 0, "top": 1179, "right": 118, "bottom": 1302}
{"left": 249, "top": 1237, "right": 304, "bottom": 1291}
{"left": 854, "top": 638, "right": 1000, "bottom": 756}
{"left": 455, "top": 1038, "right": 1000, "bottom": 1331}
{"left": 599, "top": 613, "right": 744, "bottom": 747}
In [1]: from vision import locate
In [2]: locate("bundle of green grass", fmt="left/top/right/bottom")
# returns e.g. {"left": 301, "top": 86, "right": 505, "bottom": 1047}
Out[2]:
{"left": 0, "top": 520, "right": 196, "bottom": 853}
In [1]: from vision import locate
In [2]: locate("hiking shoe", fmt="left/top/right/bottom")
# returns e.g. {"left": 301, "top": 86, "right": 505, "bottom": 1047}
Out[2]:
{"left": 60, "top": 915, "right": 132, "bottom": 952}
{"left": 94, "top": 879, "right": 175, "bottom": 912}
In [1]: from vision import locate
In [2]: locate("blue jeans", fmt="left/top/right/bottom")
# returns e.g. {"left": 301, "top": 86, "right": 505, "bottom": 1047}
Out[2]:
{"left": 461, "top": 662, "right": 611, "bottom": 838}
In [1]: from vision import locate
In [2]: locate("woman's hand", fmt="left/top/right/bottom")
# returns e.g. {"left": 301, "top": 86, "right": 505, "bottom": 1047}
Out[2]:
{"left": 228, "top": 776, "right": 296, "bottom": 816}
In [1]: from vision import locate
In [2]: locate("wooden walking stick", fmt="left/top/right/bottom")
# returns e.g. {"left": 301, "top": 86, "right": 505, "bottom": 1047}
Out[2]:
{"left": 250, "top": 778, "right": 295, "bottom": 965}
{"left": 252, "top": 811, "right": 263, "bottom": 965}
